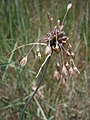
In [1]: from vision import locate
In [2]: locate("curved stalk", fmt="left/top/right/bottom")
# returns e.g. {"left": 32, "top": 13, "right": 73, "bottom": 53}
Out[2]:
{"left": 20, "top": 54, "right": 51, "bottom": 120}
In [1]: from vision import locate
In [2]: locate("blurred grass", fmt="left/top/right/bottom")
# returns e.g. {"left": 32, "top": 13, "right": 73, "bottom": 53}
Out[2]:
{"left": 0, "top": 0, "right": 90, "bottom": 120}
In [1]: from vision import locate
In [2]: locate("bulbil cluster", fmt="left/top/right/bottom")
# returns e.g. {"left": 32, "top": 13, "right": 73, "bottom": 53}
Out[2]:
{"left": 20, "top": 3, "right": 79, "bottom": 82}
{"left": 42, "top": 4, "right": 80, "bottom": 81}
{"left": 44, "top": 19, "right": 68, "bottom": 55}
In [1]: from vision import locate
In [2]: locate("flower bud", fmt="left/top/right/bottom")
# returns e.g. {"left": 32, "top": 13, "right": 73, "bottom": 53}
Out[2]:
{"left": 73, "top": 66, "right": 80, "bottom": 74}
{"left": 37, "top": 52, "right": 41, "bottom": 61}
{"left": 57, "top": 20, "right": 60, "bottom": 24}
{"left": 56, "top": 62, "right": 60, "bottom": 71}
{"left": 66, "top": 50, "right": 71, "bottom": 56}
{"left": 65, "top": 62, "right": 69, "bottom": 70}
{"left": 71, "top": 52, "right": 75, "bottom": 59}
{"left": 57, "top": 20, "right": 60, "bottom": 27}
{"left": 69, "top": 43, "right": 72, "bottom": 48}
{"left": 20, "top": 56, "right": 27, "bottom": 66}
{"left": 62, "top": 65, "right": 68, "bottom": 76}
{"left": 62, "top": 36, "right": 67, "bottom": 40}
{"left": 62, "top": 40, "right": 67, "bottom": 44}
{"left": 45, "top": 45, "right": 52, "bottom": 55}
{"left": 55, "top": 44, "right": 59, "bottom": 53}
{"left": 67, "top": 3, "right": 72, "bottom": 11}
{"left": 47, "top": 12, "right": 51, "bottom": 19}
{"left": 54, "top": 70, "right": 60, "bottom": 80}
{"left": 69, "top": 67, "right": 74, "bottom": 75}
{"left": 50, "top": 17, "right": 54, "bottom": 23}
{"left": 36, "top": 47, "right": 40, "bottom": 54}
{"left": 60, "top": 24, "right": 64, "bottom": 31}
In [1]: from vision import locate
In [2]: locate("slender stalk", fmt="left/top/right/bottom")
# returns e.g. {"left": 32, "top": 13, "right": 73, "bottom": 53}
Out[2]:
{"left": 7, "top": 43, "right": 46, "bottom": 57}
{"left": 35, "top": 54, "right": 51, "bottom": 78}
{"left": 20, "top": 55, "right": 51, "bottom": 120}
{"left": 62, "top": 10, "right": 68, "bottom": 24}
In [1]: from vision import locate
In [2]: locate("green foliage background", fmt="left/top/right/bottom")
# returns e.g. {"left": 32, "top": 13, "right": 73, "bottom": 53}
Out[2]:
{"left": 0, "top": 0, "right": 90, "bottom": 120}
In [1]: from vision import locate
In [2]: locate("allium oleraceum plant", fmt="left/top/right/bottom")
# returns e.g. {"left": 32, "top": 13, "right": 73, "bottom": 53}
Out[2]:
{"left": 19, "top": 3, "right": 80, "bottom": 120}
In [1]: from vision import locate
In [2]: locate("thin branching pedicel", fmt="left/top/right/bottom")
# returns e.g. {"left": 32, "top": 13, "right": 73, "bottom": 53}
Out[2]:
{"left": 20, "top": 2, "right": 79, "bottom": 120}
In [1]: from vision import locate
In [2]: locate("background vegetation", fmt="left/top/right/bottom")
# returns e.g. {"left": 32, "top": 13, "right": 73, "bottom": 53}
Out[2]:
{"left": 0, "top": 0, "right": 90, "bottom": 120}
